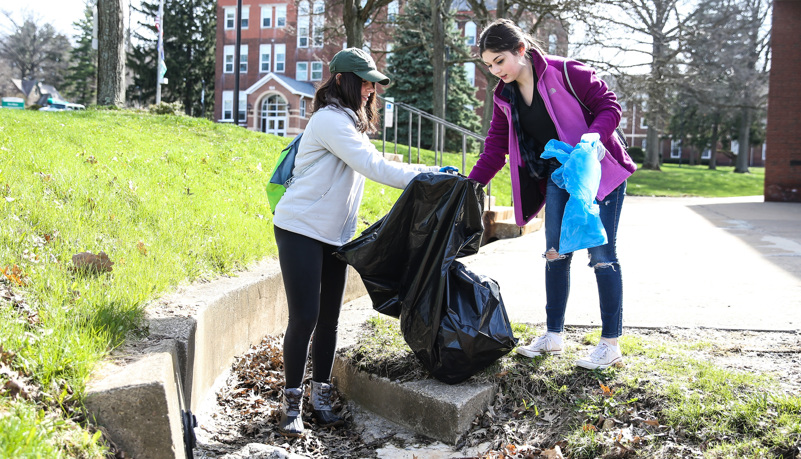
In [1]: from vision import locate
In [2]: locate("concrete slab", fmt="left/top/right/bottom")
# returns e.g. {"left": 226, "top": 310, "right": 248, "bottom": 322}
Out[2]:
{"left": 332, "top": 355, "right": 494, "bottom": 444}
{"left": 461, "top": 195, "right": 801, "bottom": 332}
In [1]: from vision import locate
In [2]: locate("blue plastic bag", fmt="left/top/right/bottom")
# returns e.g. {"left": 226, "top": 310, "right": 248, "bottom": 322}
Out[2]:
{"left": 540, "top": 139, "right": 608, "bottom": 253}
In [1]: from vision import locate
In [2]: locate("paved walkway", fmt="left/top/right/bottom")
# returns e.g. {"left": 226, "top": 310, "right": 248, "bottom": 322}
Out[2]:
{"left": 460, "top": 195, "right": 801, "bottom": 332}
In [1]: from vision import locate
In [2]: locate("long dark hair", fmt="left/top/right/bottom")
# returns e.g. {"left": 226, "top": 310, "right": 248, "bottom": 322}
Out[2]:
{"left": 311, "top": 72, "right": 379, "bottom": 134}
{"left": 478, "top": 18, "right": 544, "bottom": 57}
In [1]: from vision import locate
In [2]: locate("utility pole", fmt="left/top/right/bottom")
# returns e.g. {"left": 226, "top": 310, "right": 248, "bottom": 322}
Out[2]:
{"left": 155, "top": 0, "right": 165, "bottom": 103}
{"left": 233, "top": 0, "right": 243, "bottom": 127}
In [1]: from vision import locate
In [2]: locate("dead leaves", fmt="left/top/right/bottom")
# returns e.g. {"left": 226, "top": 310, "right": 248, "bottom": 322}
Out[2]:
{"left": 2, "top": 264, "right": 27, "bottom": 286}
{"left": 71, "top": 251, "right": 114, "bottom": 274}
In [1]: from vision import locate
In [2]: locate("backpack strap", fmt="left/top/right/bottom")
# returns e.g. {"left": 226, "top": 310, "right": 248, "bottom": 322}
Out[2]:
{"left": 563, "top": 59, "right": 592, "bottom": 115}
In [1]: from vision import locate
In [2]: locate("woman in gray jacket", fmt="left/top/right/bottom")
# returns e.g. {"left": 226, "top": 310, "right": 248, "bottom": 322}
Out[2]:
{"left": 272, "top": 48, "right": 444, "bottom": 437}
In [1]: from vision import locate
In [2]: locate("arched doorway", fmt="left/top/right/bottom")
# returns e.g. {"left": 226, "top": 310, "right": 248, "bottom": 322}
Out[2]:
{"left": 261, "top": 94, "right": 288, "bottom": 136}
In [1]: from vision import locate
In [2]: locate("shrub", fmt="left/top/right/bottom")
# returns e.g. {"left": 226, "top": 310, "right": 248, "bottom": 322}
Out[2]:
{"left": 149, "top": 101, "right": 185, "bottom": 116}
{"left": 627, "top": 146, "right": 645, "bottom": 164}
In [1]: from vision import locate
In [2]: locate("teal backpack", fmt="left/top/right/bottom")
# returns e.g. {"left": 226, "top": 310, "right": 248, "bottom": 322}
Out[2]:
{"left": 266, "top": 133, "right": 303, "bottom": 214}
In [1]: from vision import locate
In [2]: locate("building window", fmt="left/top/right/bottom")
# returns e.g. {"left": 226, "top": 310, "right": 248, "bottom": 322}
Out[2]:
{"left": 224, "top": 46, "right": 246, "bottom": 73}
{"left": 239, "top": 45, "right": 248, "bottom": 73}
{"left": 300, "top": 98, "right": 307, "bottom": 118}
{"left": 260, "top": 44, "right": 271, "bottom": 73}
{"left": 465, "top": 21, "right": 476, "bottom": 46}
{"left": 297, "top": 1, "right": 310, "bottom": 48}
{"left": 387, "top": 1, "right": 399, "bottom": 22}
{"left": 312, "top": 1, "right": 325, "bottom": 47}
{"left": 275, "top": 43, "right": 286, "bottom": 72}
{"left": 640, "top": 117, "right": 647, "bottom": 129}
{"left": 261, "top": 6, "right": 272, "bottom": 28}
{"left": 222, "top": 91, "right": 246, "bottom": 121}
{"left": 296, "top": 62, "right": 308, "bottom": 81}
{"left": 464, "top": 62, "right": 475, "bottom": 86}
{"left": 619, "top": 117, "right": 628, "bottom": 129}
{"left": 702, "top": 148, "right": 712, "bottom": 159}
{"left": 670, "top": 139, "right": 682, "bottom": 159}
{"left": 276, "top": 5, "right": 286, "bottom": 27}
{"left": 311, "top": 61, "right": 323, "bottom": 81}
{"left": 223, "top": 45, "right": 234, "bottom": 73}
{"left": 548, "top": 34, "right": 557, "bottom": 54}
{"left": 224, "top": 8, "right": 235, "bottom": 29}
{"left": 240, "top": 6, "right": 249, "bottom": 28}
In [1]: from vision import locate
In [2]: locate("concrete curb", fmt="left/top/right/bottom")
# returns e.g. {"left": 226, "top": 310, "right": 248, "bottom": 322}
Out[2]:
{"left": 332, "top": 355, "right": 495, "bottom": 444}
{"left": 85, "top": 259, "right": 368, "bottom": 459}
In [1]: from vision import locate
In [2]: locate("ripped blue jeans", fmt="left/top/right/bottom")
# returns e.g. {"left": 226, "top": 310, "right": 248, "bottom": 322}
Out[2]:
{"left": 543, "top": 171, "right": 626, "bottom": 338}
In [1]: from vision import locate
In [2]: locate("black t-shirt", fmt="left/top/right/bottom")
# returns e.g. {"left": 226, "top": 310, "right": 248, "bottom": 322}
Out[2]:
{"left": 513, "top": 82, "right": 559, "bottom": 155}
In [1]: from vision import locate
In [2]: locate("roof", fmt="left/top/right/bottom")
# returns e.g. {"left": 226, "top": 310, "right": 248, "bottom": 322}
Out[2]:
{"left": 244, "top": 73, "right": 316, "bottom": 98}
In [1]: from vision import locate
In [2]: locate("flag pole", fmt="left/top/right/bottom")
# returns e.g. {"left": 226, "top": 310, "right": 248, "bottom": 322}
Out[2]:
{"left": 155, "top": 0, "right": 164, "bottom": 104}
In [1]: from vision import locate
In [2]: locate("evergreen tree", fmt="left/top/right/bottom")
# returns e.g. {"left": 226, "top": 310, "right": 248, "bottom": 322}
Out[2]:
{"left": 128, "top": 0, "right": 216, "bottom": 116}
{"left": 63, "top": 1, "right": 97, "bottom": 105}
{"left": 384, "top": 0, "right": 480, "bottom": 152}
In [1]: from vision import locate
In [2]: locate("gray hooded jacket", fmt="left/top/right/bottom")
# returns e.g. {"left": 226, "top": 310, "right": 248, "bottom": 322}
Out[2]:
{"left": 272, "top": 103, "right": 438, "bottom": 246}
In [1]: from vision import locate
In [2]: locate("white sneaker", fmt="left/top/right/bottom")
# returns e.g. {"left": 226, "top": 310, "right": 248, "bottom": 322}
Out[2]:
{"left": 575, "top": 341, "right": 623, "bottom": 370}
{"left": 516, "top": 333, "right": 563, "bottom": 357}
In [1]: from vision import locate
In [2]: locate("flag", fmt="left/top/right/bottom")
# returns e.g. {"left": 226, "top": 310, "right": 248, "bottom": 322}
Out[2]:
{"left": 156, "top": 14, "right": 167, "bottom": 81}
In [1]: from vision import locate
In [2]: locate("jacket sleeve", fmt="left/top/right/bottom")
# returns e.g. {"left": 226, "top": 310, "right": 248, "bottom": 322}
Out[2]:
{"left": 468, "top": 95, "right": 509, "bottom": 185}
{"left": 315, "top": 110, "right": 437, "bottom": 189}
{"left": 566, "top": 60, "right": 621, "bottom": 144}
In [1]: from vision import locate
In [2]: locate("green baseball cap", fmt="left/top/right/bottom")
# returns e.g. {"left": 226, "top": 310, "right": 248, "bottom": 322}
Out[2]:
{"left": 329, "top": 48, "right": 390, "bottom": 85}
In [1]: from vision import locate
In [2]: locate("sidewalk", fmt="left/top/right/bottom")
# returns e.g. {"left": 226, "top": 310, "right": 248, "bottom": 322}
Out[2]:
{"left": 458, "top": 195, "right": 801, "bottom": 332}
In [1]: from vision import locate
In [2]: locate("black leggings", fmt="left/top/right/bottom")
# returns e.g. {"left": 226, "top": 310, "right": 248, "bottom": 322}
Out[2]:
{"left": 274, "top": 226, "right": 348, "bottom": 388}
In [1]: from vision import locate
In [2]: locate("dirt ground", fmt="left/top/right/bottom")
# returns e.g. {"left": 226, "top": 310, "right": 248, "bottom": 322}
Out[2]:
{"left": 192, "top": 323, "right": 801, "bottom": 459}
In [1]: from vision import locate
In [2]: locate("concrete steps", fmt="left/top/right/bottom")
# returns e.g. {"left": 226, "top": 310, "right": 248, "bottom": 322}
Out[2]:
{"left": 481, "top": 197, "right": 543, "bottom": 245}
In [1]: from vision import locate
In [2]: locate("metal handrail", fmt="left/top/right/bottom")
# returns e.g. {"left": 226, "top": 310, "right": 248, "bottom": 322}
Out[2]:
{"left": 377, "top": 95, "right": 493, "bottom": 207}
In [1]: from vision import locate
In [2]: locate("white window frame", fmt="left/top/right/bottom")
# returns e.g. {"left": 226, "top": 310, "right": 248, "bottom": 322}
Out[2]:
{"left": 619, "top": 117, "right": 628, "bottom": 129}
{"left": 640, "top": 117, "right": 647, "bottom": 129}
{"left": 312, "top": 1, "right": 325, "bottom": 47}
{"left": 222, "top": 91, "right": 246, "bottom": 121}
{"left": 276, "top": 5, "right": 286, "bottom": 27}
{"left": 259, "top": 44, "right": 271, "bottom": 73}
{"left": 387, "top": 1, "right": 399, "bottom": 22}
{"left": 296, "top": 61, "right": 309, "bottom": 81}
{"left": 261, "top": 6, "right": 272, "bottom": 28}
{"left": 239, "top": 45, "right": 248, "bottom": 73}
{"left": 300, "top": 98, "right": 307, "bottom": 118}
{"left": 297, "top": 1, "right": 310, "bottom": 48}
{"left": 670, "top": 139, "right": 682, "bottom": 159}
{"left": 701, "top": 148, "right": 712, "bottom": 159}
{"left": 548, "top": 34, "right": 558, "bottom": 54}
{"left": 274, "top": 43, "right": 286, "bottom": 72}
{"left": 224, "top": 7, "right": 235, "bottom": 29}
{"left": 465, "top": 21, "right": 476, "bottom": 46}
{"left": 464, "top": 62, "right": 475, "bottom": 86}
{"left": 223, "top": 45, "right": 235, "bottom": 73}
{"left": 310, "top": 61, "right": 323, "bottom": 81}
{"left": 240, "top": 6, "right": 249, "bottom": 28}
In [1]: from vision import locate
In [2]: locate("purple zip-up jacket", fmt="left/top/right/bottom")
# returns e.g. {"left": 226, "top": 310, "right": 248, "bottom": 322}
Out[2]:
{"left": 469, "top": 51, "right": 637, "bottom": 226}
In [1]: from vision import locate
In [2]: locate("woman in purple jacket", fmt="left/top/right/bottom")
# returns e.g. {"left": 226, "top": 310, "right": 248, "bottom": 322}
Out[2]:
{"left": 469, "top": 19, "right": 637, "bottom": 370}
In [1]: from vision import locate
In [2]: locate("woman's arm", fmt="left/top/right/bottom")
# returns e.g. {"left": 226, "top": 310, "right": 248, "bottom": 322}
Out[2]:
{"left": 468, "top": 98, "right": 510, "bottom": 185}
{"left": 566, "top": 60, "right": 621, "bottom": 143}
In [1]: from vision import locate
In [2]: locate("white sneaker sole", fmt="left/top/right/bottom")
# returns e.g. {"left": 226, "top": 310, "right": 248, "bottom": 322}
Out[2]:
{"left": 516, "top": 347, "right": 563, "bottom": 358}
{"left": 575, "top": 356, "right": 624, "bottom": 370}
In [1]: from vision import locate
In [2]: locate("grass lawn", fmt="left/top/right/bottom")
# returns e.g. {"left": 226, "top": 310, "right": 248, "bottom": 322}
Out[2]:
{"left": 627, "top": 163, "right": 765, "bottom": 197}
{"left": 0, "top": 108, "right": 772, "bottom": 456}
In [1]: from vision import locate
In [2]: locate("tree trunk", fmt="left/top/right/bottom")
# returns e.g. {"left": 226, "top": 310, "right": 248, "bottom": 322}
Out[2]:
{"left": 708, "top": 121, "right": 718, "bottom": 170}
{"left": 735, "top": 107, "right": 751, "bottom": 173}
{"left": 97, "top": 0, "right": 125, "bottom": 106}
{"left": 342, "top": 0, "right": 364, "bottom": 48}
{"left": 643, "top": 127, "right": 661, "bottom": 169}
{"left": 430, "top": 0, "right": 446, "bottom": 122}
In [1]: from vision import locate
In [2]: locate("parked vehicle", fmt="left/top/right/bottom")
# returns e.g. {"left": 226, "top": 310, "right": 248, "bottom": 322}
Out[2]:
{"left": 39, "top": 98, "right": 86, "bottom": 111}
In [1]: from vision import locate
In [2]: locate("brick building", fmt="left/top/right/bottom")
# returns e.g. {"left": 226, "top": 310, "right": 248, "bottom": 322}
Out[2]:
{"left": 214, "top": 0, "right": 570, "bottom": 138}
{"left": 764, "top": 0, "right": 801, "bottom": 202}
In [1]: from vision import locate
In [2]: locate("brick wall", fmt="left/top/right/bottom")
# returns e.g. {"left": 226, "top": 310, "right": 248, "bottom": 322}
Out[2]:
{"left": 764, "top": 0, "right": 801, "bottom": 202}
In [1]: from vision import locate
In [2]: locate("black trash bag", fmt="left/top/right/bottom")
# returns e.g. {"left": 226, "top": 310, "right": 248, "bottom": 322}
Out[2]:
{"left": 335, "top": 173, "right": 517, "bottom": 384}
{"left": 418, "top": 260, "right": 517, "bottom": 384}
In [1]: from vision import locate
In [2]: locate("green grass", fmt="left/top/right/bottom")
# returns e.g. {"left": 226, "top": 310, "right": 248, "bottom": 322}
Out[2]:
{"left": 627, "top": 163, "right": 765, "bottom": 197}
{"left": 0, "top": 108, "right": 771, "bottom": 455}
{"left": 346, "top": 319, "right": 801, "bottom": 457}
